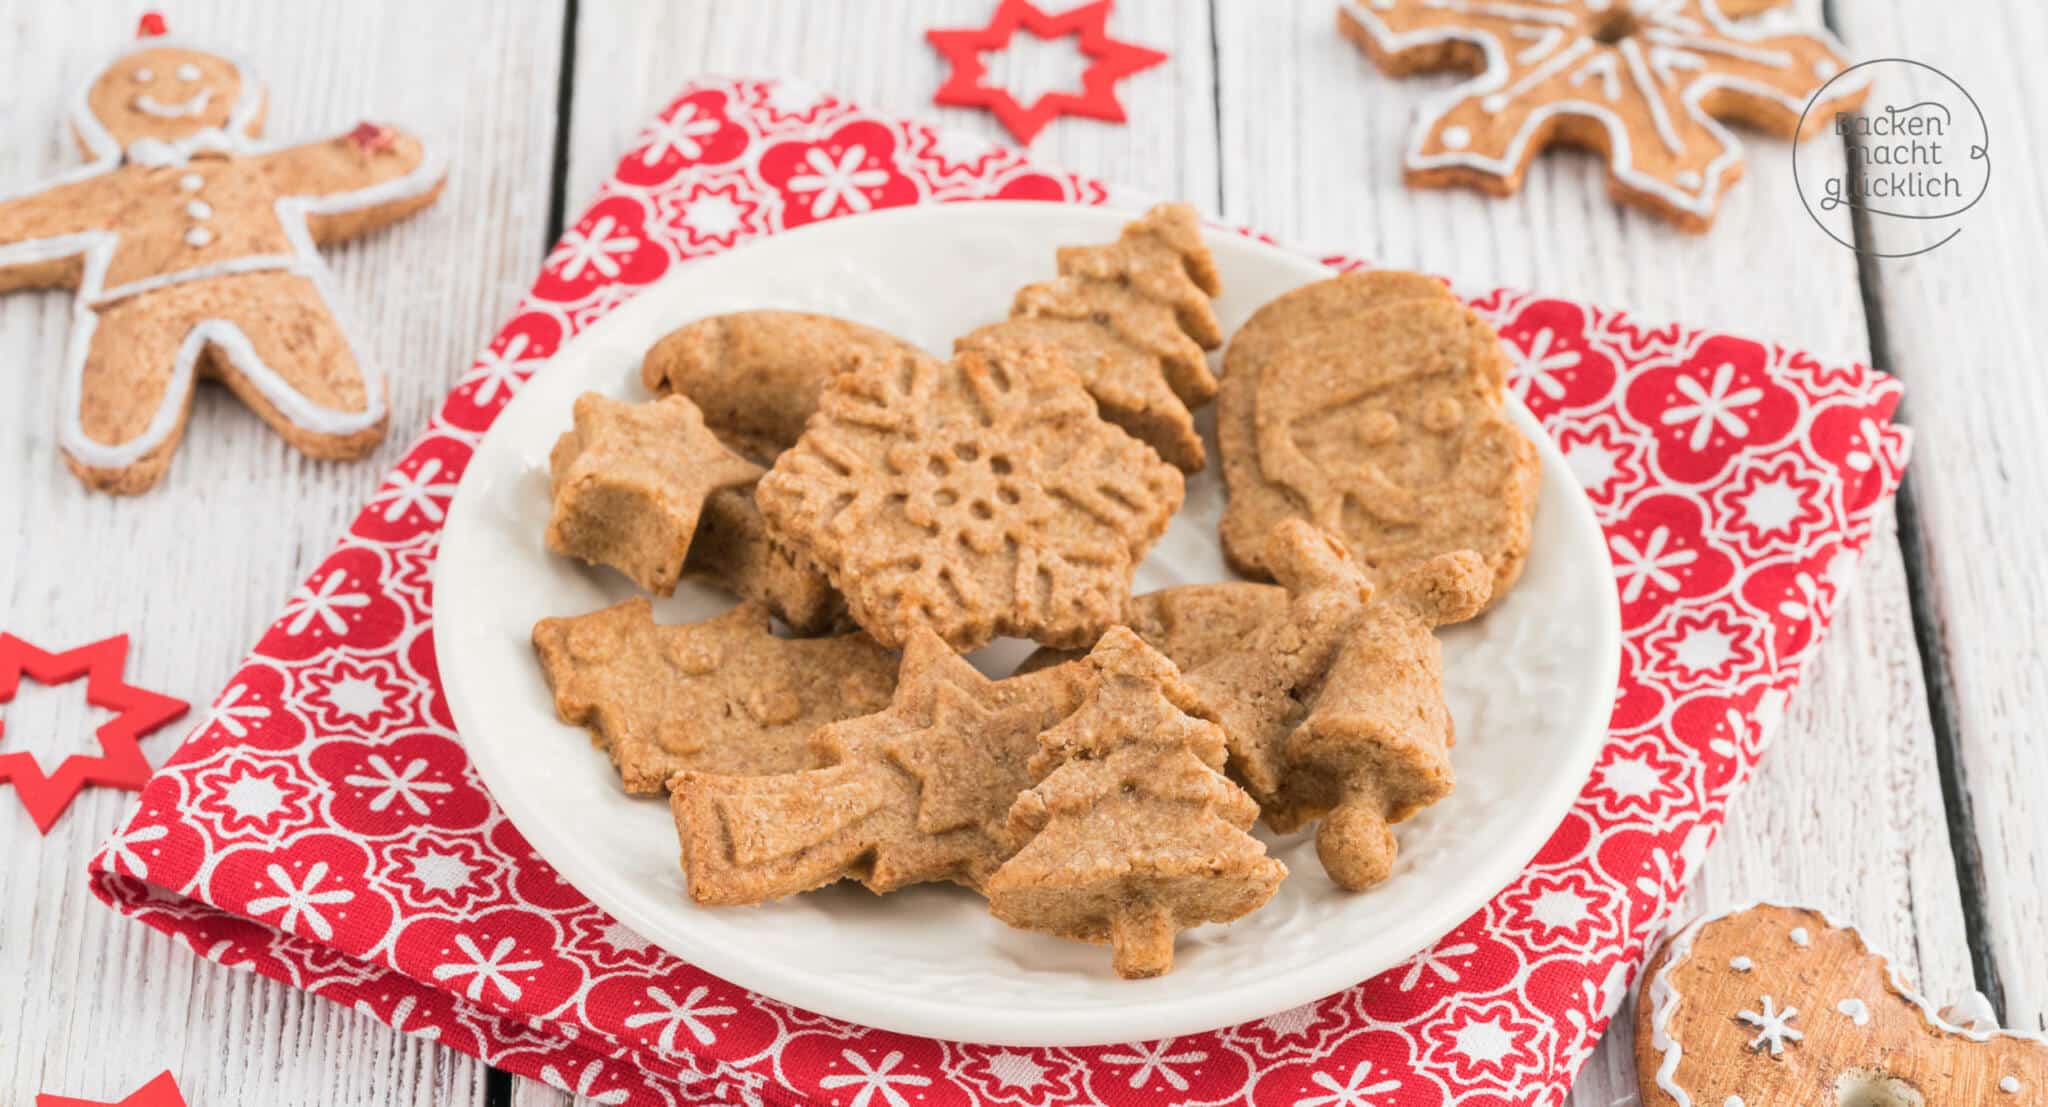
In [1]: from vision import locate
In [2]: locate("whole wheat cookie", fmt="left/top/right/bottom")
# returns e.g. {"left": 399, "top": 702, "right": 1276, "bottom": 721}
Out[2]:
{"left": 1018, "top": 580, "right": 1287, "bottom": 675}
{"left": 1187, "top": 520, "right": 1489, "bottom": 890}
{"left": 988, "top": 628, "right": 1285, "bottom": 979}
{"left": 641, "top": 310, "right": 926, "bottom": 461}
{"left": 959, "top": 202, "right": 1223, "bottom": 472}
{"left": 531, "top": 598, "right": 896, "bottom": 793}
{"left": 1637, "top": 903, "right": 2047, "bottom": 1105}
{"left": 1337, "top": 0, "right": 1867, "bottom": 231}
{"left": 545, "top": 392, "right": 764, "bottom": 596}
{"left": 0, "top": 17, "right": 445, "bottom": 493}
{"left": 1218, "top": 271, "right": 1538, "bottom": 607}
{"left": 757, "top": 342, "right": 1184, "bottom": 652}
{"left": 683, "top": 486, "right": 847, "bottom": 635}
{"left": 668, "top": 631, "right": 1096, "bottom": 905}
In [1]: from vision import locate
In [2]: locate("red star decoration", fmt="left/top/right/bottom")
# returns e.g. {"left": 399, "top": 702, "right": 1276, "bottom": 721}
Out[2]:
{"left": 926, "top": 0, "right": 1168, "bottom": 145}
{"left": 38, "top": 1070, "right": 187, "bottom": 1107}
{"left": 0, "top": 633, "right": 187, "bottom": 834}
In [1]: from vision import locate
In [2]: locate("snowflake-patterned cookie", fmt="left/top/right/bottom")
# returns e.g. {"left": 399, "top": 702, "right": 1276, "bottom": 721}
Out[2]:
{"left": 1636, "top": 903, "right": 2047, "bottom": 1105}
{"left": 756, "top": 344, "right": 1184, "bottom": 651}
{"left": 1338, "top": 0, "right": 1868, "bottom": 230}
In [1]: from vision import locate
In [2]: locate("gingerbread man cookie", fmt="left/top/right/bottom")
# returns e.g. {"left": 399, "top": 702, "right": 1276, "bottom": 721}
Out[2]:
{"left": 1218, "top": 271, "right": 1538, "bottom": 607}
{"left": 1337, "top": 0, "right": 1866, "bottom": 231}
{"left": 1637, "top": 903, "right": 2047, "bottom": 1105}
{"left": 0, "top": 16, "right": 445, "bottom": 492}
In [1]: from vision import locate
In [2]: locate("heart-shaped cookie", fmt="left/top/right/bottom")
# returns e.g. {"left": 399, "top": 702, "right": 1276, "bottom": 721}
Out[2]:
{"left": 1636, "top": 903, "right": 2045, "bottom": 1105}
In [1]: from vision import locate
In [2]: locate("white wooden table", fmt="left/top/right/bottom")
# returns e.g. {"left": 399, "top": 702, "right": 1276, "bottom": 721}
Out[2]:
{"left": 2, "top": 3, "right": 2040, "bottom": 1104}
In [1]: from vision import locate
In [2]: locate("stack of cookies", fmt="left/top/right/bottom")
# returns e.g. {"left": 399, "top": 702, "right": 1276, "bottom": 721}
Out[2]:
{"left": 530, "top": 203, "right": 1540, "bottom": 978}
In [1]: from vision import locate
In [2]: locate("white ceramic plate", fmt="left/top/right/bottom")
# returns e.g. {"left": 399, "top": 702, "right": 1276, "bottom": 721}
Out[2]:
{"left": 436, "top": 201, "right": 1620, "bottom": 1048}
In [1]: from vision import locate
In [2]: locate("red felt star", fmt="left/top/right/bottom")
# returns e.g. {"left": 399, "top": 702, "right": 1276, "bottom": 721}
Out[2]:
{"left": 927, "top": 0, "right": 1168, "bottom": 145}
{"left": 0, "top": 633, "right": 187, "bottom": 834}
{"left": 39, "top": 1071, "right": 188, "bottom": 1107}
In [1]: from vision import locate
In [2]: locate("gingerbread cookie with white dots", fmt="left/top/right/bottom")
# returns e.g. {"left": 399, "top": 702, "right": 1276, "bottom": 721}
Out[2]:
{"left": 0, "top": 15, "right": 445, "bottom": 493}
{"left": 1337, "top": 0, "right": 1867, "bottom": 231}
{"left": 1636, "top": 903, "right": 2047, "bottom": 1106}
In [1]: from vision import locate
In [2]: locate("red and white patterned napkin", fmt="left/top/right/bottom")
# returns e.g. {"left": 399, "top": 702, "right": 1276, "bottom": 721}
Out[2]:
{"left": 89, "top": 77, "right": 1906, "bottom": 1107}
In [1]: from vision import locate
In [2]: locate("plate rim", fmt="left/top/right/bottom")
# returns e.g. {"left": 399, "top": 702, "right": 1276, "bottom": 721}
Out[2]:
{"left": 436, "top": 199, "right": 1622, "bottom": 1047}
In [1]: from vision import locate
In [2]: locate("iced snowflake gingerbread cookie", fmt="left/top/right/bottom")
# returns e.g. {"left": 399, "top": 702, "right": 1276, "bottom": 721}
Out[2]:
{"left": 1337, "top": 0, "right": 1867, "bottom": 231}
{"left": 0, "top": 15, "right": 445, "bottom": 492}
{"left": 1636, "top": 903, "right": 2047, "bottom": 1105}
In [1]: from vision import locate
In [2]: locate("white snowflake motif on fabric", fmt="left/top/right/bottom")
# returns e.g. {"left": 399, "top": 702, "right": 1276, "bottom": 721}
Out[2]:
{"left": 1448, "top": 1012, "right": 1520, "bottom": 1066}
{"left": 1737, "top": 995, "right": 1803, "bottom": 1055}
{"left": 1397, "top": 939, "right": 1479, "bottom": 991}
{"left": 1662, "top": 362, "right": 1765, "bottom": 451}
{"left": 370, "top": 457, "right": 456, "bottom": 525}
{"left": 540, "top": 1060, "right": 630, "bottom": 1106}
{"left": 817, "top": 1049, "right": 932, "bottom": 1107}
{"left": 341, "top": 754, "right": 454, "bottom": 817}
{"left": 1597, "top": 751, "right": 1664, "bottom": 802}
{"left": 1526, "top": 886, "right": 1592, "bottom": 933}
{"left": 1344, "top": 0, "right": 1855, "bottom": 221}
{"left": 679, "top": 189, "right": 747, "bottom": 242}
{"left": 101, "top": 822, "right": 169, "bottom": 878}
{"left": 203, "top": 681, "right": 272, "bottom": 739}
{"left": 549, "top": 213, "right": 641, "bottom": 281}
{"left": 784, "top": 144, "right": 891, "bottom": 219}
{"left": 282, "top": 569, "right": 371, "bottom": 636}
{"left": 1509, "top": 326, "right": 1583, "bottom": 402}
{"left": 1667, "top": 619, "right": 1739, "bottom": 675}
{"left": 1737, "top": 471, "right": 1806, "bottom": 535}
{"left": 620, "top": 984, "right": 736, "bottom": 1052}
{"left": 401, "top": 847, "right": 474, "bottom": 896}
{"left": 636, "top": 103, "right": 723, "bottom": 166}
{"left": 1296, "top": 1060, "right": 1401, "bottom": 1107}
{"left": 318, "top": 670, "right": 395, "bottom": 723}
{"left": 1100, "top": 1039, "right": 1207, "bottom": 1092}
{"left": 247, "top": 861, "right": 354, "bottom": 941}
{"left": 433, "top": 933, "right": 543, "bottom": 1002}
{"left": 217, "top": 767, "right": 292, "bottom": 826}
{"left": 980, "top": 1051, "right": 1048, "bottom": 1090}
{"left": 1561, "top": 433, "right": 1623, "bottom": 495}
{"left": 465, "top": 331, "right": 541, "bottom": 406}
{"left": 1609, "top": 525, "right": 1698, "bottom": 602}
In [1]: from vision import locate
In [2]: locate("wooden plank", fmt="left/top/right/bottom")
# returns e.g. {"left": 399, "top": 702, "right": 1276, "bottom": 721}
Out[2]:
{"left": 1825, "top": 0, "right": 2048, "bottom": 1037}
{"left": 0, "top": 1, "right": 565, "bottom": 1103}
{"left": 1203, "top": 2, "right": 1971, "bottom": 1103}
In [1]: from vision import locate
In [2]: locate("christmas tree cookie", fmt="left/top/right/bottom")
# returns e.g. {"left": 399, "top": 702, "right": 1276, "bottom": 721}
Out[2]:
{"left": 987, "top": 627, "right": 1285, "bottom": 978}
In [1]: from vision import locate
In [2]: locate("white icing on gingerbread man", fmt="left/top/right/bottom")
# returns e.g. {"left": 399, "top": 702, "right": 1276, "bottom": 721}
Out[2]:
{"left": 0, "top": 15, "right": 446, "bottom": 493}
